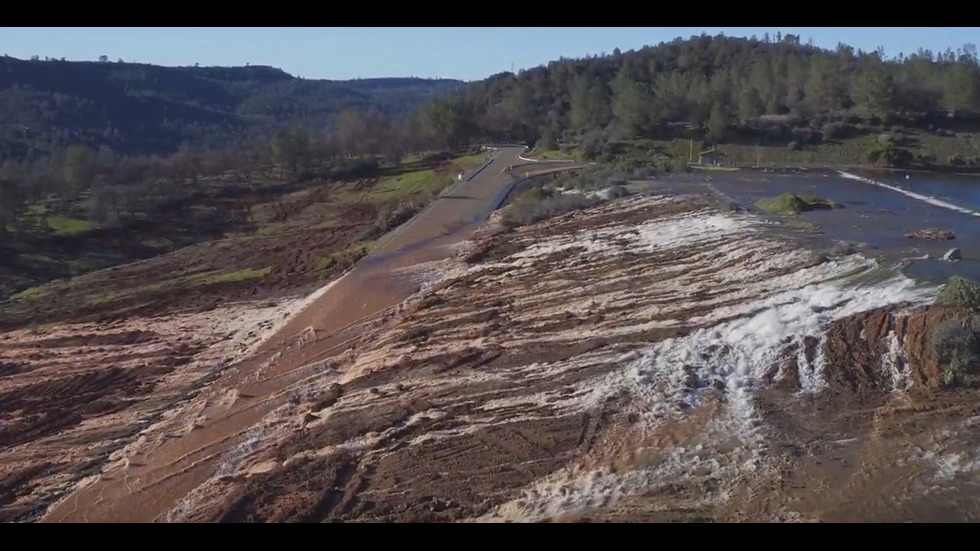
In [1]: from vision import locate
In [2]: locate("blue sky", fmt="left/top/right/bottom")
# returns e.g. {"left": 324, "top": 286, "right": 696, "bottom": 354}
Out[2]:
{"left": 1, "top": 27, "right": 976, "bottom": 81}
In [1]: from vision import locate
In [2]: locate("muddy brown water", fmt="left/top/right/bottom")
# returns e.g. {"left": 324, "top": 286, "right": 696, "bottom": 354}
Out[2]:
{"left": 38, "top": 148, "right": 588, "bottom": 523}
{"left": 28, "top": 165, "right": 980, "bottom": 523}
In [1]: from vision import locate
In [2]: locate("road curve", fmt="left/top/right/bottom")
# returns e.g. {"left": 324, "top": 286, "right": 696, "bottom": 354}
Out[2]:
{"left": 42, "top": 146, "right": 587, "bottom": 523}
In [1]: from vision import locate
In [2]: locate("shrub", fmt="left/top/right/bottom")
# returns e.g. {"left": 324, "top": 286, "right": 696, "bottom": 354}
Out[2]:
{"left": 791, "top": 127, "right": 817, "bottom": 145}
{"left": 930, "top": 318, "right": 980, "bottom": 387}
{"left": 603, "top": 173, "right": 629, "bottom": 187}
{"left": 670, "top": 157, "right": 691, "bottom": 173}
{"left": 755, "top": 193, "right": 841, "bottom": 215}
{"left": 524, "top": 184, "right": 555, "bottom": 201}
{"left": 579, "top": 131, "right": 606, "bottom": 161}
{"left": 821, "top": 122, "right": 847, "bottom": 141}
{"left": 326, "top": 158, "right": 379, "bottom": 180}
{"left": 830, "top": 241, "right": 862, "bottom": 256}
{"left": 936, "top": 276, "right": 980, "bottom": 311}
{"left": 631, "top": 166, "right": 657, "bottom": 180}
{"left": 607, "top": 184, "right": 631, "bottom": 199}
{"left": 502, "top": 194, "right": 600, "bottom": 229}
{"left": 717, "top": 201, "right": 741, "bottom": 213}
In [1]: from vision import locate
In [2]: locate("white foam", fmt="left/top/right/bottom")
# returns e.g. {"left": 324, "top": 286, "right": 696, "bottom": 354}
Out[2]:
{"left": 930, "top": 449, "right": 980, "bottom": 481}
{"left": 882, "top": 330, "right": 912, "bottom": 392}
{"left": 839, "top": 171, "right": 980, "bottom": 218}
{"left": 480, "top": 201, "right": 939, "bottom": 521}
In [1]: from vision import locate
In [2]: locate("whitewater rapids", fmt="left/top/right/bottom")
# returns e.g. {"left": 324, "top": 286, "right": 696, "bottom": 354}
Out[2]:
{"left": 478, "top": 195, "right": 938, "bottom": 521}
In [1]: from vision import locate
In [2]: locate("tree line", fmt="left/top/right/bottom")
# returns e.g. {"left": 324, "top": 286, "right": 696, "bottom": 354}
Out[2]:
{"left": 421, "top": 33, "right": 980, "bottom": 154}
{"left": 0, "top": 55, "right": 462, "bottom": 160}
{"left": 6, "top": 33, "right": 980, "bottom": 234}
{"left": 0, "top": 104, "right": 475, "bottom": 237}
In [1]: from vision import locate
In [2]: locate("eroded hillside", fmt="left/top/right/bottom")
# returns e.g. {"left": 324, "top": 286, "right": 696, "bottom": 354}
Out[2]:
{"left": 10, "top": 187, "right": 980, "bottom": 522}
{"left": 103, "top": 193, "right": 978, "bottom": 523}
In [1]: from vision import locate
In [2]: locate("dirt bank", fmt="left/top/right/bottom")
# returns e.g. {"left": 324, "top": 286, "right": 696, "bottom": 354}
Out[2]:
{"left": 0, "top": 291, "right": 334, "bottom": 522}
{"left": 822, "top": 304, "right": 976, "bottom": 392}
{"left": 113, "top": 194, "right": 958, "bottom": 523}
{"left": 20, "top": 183, "right": 980, "bottom": 523}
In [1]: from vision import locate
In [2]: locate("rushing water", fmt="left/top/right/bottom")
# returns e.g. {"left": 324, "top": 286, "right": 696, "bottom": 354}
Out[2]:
{"left": 649, "top": 169, "right": 980, "bottom": 286}
{"left": 480, "top": 199, "right": 939, "bottom": 521}
{"left": 862, "top": 170, "right": 980, "bottom": 212}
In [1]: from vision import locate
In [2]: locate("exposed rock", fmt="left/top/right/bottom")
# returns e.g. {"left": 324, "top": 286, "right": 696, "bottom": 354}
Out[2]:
{"left": 905, "top": 228, "right": 956, "bottom": 240}
{"left": 944, "top": 248, "right": 963, "bottom": 262}
{"left": 822, "top": 304, "right": 974, "bottom": 392}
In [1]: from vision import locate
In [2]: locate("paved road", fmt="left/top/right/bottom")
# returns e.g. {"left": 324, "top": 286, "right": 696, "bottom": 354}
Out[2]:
{"left": 43, "top": 147, "right": 587, "bottom": 523}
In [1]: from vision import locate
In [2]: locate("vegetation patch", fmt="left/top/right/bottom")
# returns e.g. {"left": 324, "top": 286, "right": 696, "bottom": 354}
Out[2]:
{"left": 314, "top": 242, "right": 372, "bottom": 273}
{"left": 755, "top": 193, "right": 843, "bottom": 215}
{"left": 716, "top": 201, "right": 742, "bottom": 213}
{"left": 926, "top": 277, "right": 980, "bottom": 387}
{"left": 314, "top": 256, "right": 337, "bottom": 272}
{"left": 936, "top": 276, "right": 980, "bottom": 311}
{"left": 45, "top": 214, "right": 94, "bottom": 235}
{"left": 930, "top": 317, "right": 980, "bottom": 387}
{"left": 690, "top": 165, "right": 740, "bottom": 172}
{"left": 528, "top": 147, "right": 579, "bottom": 161}
{"left": 502, "top": 192, "right": 601, "bottom": 229}
{"left": 7, "top": 286, "right": 49, "bottom": 303}
{"left": 184, "top": 266, "right": 275, "bottom": 285}
{"left": 369, "top": 152, "right": 485, "bottom": 202}
{"left": 830, "top": 241, "right": 864, "bottom": 256}
{"left": 372, "top": 169, "right": 443, "bottom": 200}
{"left": 140, "top": 238, "right": 173, "bottom": 251}
{"left": 607, "top": 184, "right": 631, "bottom": 199}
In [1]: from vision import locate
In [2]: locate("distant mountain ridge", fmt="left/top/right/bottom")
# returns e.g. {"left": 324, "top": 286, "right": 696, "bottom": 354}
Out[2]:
{"left": 0, "top": 56, "right": 464, "bottom": 159}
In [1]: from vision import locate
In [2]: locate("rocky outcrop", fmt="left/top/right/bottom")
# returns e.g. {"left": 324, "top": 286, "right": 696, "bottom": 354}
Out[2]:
{"left": 822, "top": 304, "right": 974, "bottom": 392}
{"left": 905, "top": 228, "right": 956, "bottom": 240}
{"left": 944, "top": 248, "right": 963, "bottom": 262}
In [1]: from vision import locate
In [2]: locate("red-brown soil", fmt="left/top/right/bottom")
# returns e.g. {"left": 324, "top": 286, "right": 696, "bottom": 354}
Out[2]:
{"left": 10, "top": 157, "right": 980, "bottom": 523}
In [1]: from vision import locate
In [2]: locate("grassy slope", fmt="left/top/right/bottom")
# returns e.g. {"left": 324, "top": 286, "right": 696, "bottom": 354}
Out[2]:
{"left": 307, "top": 151, "right": 487, "bottom": 270}
{"left": 369, "top": 152, "right": 486, "bottom": 201}
{"left": 0, "top": 151, "right": 488, "bottom": 326}
{"left": 6, "top": 204, "right": 94, "bottom": 236}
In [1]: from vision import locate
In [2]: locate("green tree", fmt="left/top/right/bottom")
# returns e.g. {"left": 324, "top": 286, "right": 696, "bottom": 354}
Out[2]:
{"left": 852, "top": 58, "right": 895, "bottom": 118}
{"left": 0, "top": 179, "right": 25, "bottom": 237}
{"left": 611, "top": 69, "right": 652, "bottom": 138}
{"left": 270, "top": 132, "right": 292, "bottom": 180}
{"left": 88, "top": 178, "right": 115, "bottom": 227}
{"left": 570, "top": 76, "right": 612, "bottom": 131}
{"left": 537, "top": 124, "right": 559, "bottom": 151}
{"left": 943, "top": 62, "right": 980, "bottom": 112}
{"left": 737, "top": 86, "right": 762, "bottom": 121}
{"left": 335, "top": 109, "right": 368, "bottom": 157}
{"left": 419, "top": 98, "right": 477, "bottom": 151}
{"left": 569, "top": 76, "right": 592, "bottom": 131}
{"left": 706, "top": 103, "right": 729, "bottom": 143}
{"left": 63, "top": 144, "right": 95, "bottom": 196}
{"left": 170, "top": 144, "right": 200, "bottom": 184}
{"left": 289, "top": 126, "right": 311, "bottom": 172}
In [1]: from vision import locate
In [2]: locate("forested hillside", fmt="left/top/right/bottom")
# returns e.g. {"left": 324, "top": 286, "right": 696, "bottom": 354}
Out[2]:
{"left": 0, "top": 56, "right": 463, "bottom": 159}
{"left": 3, "top": 32, "right": 980, "bottom": 313}
{"left": 426, "top": 33, "right": 980, "bottom": 167}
